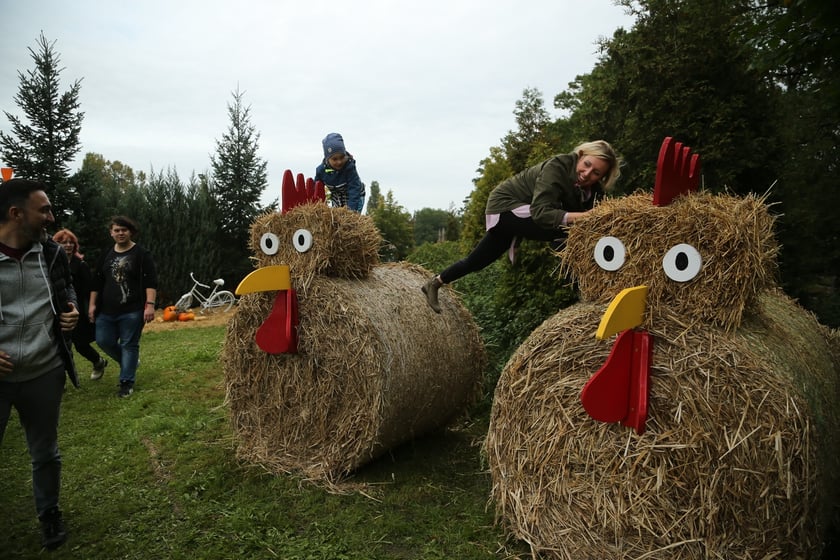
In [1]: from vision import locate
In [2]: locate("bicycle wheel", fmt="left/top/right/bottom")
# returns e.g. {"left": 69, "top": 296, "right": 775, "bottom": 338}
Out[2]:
{"left": 202, "top": 291, "right": 236, "bottom": 314}
{"left": 174, "top": 293, "right": 193, "bottom": 312}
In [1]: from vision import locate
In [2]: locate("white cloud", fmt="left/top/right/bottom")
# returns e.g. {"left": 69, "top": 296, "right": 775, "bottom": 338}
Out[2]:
{"left": 1, "top": 0, "right": 633, "bottom": 213}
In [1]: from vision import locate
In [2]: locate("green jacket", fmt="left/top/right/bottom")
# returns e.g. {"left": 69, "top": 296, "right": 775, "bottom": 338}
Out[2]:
{"left": 485, "top": 153, "right": 604, "bottom": 230}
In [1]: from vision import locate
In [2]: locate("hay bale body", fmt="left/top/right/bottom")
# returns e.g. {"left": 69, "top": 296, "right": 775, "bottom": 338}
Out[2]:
{"left": 224, "top": 262, "right": 485, "bottom": 483}
{"left": 487, "top": 292, "right": 840, "bottom": 558}
{"left": 486, "top": 191, "right": 840, "bottom": 558}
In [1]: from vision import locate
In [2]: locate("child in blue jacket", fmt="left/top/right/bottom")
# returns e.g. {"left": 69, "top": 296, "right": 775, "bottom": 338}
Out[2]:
{"left": 315, "top": 133, "right": 365, "bottom": 213}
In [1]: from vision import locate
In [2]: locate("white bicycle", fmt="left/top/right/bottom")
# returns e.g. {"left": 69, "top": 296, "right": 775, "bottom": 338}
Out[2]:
{"left": 174, "top": 272, "right": 236, "bottom": 314}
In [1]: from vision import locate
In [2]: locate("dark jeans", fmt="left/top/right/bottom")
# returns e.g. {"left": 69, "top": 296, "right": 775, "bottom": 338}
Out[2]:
{"left": 0, "top": 365, "right": 66, "bottom": 516}
{"left": 95, "top": 310, "right": 144, "bottom": 384}
{"left": 439, "top": 211, "right": 563, "bottom": 284}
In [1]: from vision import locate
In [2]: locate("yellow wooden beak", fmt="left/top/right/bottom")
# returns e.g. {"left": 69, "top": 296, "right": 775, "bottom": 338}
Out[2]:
{"left": 235, "top": 265, "right": 292, "bottom": 295}
{"left": 595, "top": 285, "right": 648, "bottom": 340}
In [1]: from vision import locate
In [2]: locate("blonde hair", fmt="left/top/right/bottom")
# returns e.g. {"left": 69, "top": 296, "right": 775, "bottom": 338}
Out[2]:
{"left": 573, "top": 140, "right": 622, "bottom": 191}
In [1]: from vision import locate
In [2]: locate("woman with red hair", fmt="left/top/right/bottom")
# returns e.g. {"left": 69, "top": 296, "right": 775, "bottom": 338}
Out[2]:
{"left": 52, "top": 229, "right": 107, "bottom": 380}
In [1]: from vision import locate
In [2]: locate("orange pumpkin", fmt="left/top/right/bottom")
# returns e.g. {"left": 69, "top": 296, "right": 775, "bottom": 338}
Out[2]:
{"left": 178, "top": 311, "right": 195, "bottom": 322}
{"left": 163, "top": 306, "right": 178, "bottom": 321}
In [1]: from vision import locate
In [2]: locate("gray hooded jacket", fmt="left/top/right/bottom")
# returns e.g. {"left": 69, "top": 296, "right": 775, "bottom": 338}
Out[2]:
{"left": 0, "top": 238, "right": 79, "bottom": 387}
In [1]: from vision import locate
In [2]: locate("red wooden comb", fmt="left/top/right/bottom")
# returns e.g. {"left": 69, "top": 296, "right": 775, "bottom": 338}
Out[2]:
{"left": 281, "top": 169, "right": 326, "bottom": 214}
{"left": 652, "top": 137, "right": 701, "bottom": 207}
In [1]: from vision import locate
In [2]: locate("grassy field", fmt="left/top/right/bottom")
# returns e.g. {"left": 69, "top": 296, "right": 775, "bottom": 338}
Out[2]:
{"left": 3, "top": 320, "right": 837, "bottom": 559}
{"left": 0, "top": 324, "right": 529, "bottom": 559}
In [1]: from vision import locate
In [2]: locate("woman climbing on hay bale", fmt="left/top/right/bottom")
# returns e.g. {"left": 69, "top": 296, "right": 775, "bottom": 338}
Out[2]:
{"left": 485, "top": 141, "right": 840, "bottom": 559}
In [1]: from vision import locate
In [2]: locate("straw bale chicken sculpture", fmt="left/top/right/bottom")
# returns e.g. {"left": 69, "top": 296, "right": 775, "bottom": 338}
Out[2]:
{"left": 222, "top": 171, "right": 485, "bottom": 484}
{"left": 486, "top": 138, "right": 840, "bottom": 559}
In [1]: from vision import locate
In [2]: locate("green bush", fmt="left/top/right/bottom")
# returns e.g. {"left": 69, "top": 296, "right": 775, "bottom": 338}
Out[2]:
{"left": 408, "top": 240, "right": 578, "bottom": 395}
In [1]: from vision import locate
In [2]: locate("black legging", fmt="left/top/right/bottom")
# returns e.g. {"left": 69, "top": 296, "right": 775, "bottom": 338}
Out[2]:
{"left": 439, "top": 211, "right": 564, "bottom": 284}
{"left": 72, "top": 321, "right": 103, "bottom": 366}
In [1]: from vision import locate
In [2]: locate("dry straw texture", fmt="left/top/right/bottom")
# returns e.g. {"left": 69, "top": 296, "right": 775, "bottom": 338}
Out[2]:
{"left": 223, "top": 204, "right": 485, "bottom": 486}
{"left": 487, "top": 191, "right": 840, "bottom": 559}
{"left": 561, "top": 191, "right": 779, "bottom": 331}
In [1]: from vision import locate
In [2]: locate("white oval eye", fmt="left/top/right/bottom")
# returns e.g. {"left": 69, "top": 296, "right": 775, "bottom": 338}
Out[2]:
{"left": 292, "top": 229, "right": 313, "bottom": 253}
{"left": 593, "top": 236, "right": 626, "bottom": 271}
{"left": 662, "top": 243, "right": 702, "bottom": 282}
{"left": 259, "top": 232, "right": 280, "bottom": 255}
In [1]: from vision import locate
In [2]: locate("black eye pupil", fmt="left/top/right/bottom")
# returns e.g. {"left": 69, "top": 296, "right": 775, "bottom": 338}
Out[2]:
{"left": 676, "top": 252, "right": 688, "bottom": 270}
{"left": 603, "top": 246, "right": 615, "bottom": 261}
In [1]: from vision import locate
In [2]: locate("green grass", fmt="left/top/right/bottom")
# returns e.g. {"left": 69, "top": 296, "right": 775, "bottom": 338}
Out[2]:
{"left": 0, "top": 326, "right": 529, "bottom": 559}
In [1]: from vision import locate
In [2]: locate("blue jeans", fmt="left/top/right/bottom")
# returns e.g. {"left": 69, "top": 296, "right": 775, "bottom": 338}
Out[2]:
{"left": 0, "top": 365, "right": 66, "bottom": 516}
{"left": 95, "top": 310, "right": 145, "bottom": 384}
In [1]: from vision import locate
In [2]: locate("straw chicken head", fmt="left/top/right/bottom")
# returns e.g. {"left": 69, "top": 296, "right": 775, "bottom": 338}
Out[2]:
{"left": 561, "top": 138, "right": 778, "bottom": 434}
{"left": 235, "top": 170, "right": 380, "bottom": 354}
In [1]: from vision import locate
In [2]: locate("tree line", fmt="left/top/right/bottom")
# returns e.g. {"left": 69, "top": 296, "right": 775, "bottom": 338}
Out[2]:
{"left": 409, "top": 0, "right": 839, "bottom": 379}
{"left": 2, "top": 1, "right": 837, "bottom": 356}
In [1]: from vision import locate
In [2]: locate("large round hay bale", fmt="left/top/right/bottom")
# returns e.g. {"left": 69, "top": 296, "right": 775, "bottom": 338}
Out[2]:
{"left": 223, "top": 262, "right": 485, "bottom": 484}
{"left": 486, "top": 289, "right": 840, "bottom": 559}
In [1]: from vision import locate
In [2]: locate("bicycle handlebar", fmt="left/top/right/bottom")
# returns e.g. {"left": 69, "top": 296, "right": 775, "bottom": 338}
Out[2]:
{"left": 189, "top": 271, "right": 211, "bottom": 289}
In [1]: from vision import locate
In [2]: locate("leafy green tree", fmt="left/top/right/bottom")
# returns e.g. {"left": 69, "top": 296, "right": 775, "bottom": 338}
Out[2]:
{"left": 370, "top": 190, "right": 414, "bottom": 261}
{"left": 66, "top": 154, "right": 147, "bottom": 265}
{"left": 365, "top": 180, "right": 383, "bottom": 215}
{"left": 210, "top": 87, "right": 268, "bottom": 285}
{"left": 0, "top": 32, "right": 84, "bottom": 221}
{"left": 443, "top": 203, "right": 462, "bottom": 242}
{"left": 413, "top": 207, "right": 458, "bottom": 245}
{"left": 743, "top": 0, "right": 840, "bottom": 326}
{"left": 61, "top": 167, "right": 108, "bottom": 256}
{"left": 501, "top": 87, "right": 551, "bottom": 173}
{"left": 746, "top": 0, "right": 839, "bottom": 102}
{"left": 461, "top": 146, "right": 512, "bottom": 249}
{"left": 556, "top": 0, "right": 778, "bottom": 196}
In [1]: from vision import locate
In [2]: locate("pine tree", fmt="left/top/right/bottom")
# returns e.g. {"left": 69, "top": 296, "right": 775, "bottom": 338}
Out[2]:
{"left": 209, "top": 87, "right": 268, "bottom": 283}
{"left": 0, "top": 32, "right": 83, "bottom": 218}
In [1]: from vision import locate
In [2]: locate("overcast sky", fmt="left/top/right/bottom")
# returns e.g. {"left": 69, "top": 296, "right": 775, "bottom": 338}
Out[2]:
{"left": 1, "top": 0, "right": 634, "bottom": 214}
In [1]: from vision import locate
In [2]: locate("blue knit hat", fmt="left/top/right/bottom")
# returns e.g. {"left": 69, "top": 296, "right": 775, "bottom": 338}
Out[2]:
{"left": 322, "top": 133, "right": 346, "bottom": 159}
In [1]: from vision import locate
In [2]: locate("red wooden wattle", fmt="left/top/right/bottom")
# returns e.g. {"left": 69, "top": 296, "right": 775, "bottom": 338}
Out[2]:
{"left": 581, "top": 329, "right": 652, "bottom": 435}
{"left": 255, "top": 289, "right": 299, "bottom": 354}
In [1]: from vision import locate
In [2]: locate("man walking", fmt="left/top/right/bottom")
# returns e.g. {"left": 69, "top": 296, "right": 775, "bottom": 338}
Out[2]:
{"left": 0, "top": 178, "right": 80, "bottom": 551}
{"left": 89, "top": 216, "right": 157, "bottom": 397}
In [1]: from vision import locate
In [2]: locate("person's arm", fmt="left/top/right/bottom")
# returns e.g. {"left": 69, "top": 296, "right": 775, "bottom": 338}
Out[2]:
{"left": 88, "top": 254, "right": 104, "bottom": 322}
{"left": 530, "top": 157, "right": 575, "bottom": 229}
{"left": 88, "top": 291, "right": 98, "bottom": 323}
{"left": 143, "top": 288, "right": 157, "bottom": 323}
{"left": 345, "top": 164, "right": 365, "bottom": 213}
{"left": 142, "top": 249, "right": 158, "bottom": 323}
{"left": 563, "top": 211, "right": 590, "bottom": 225}
{"left": 57, "top": 251, "right": 79, "bottom": 332}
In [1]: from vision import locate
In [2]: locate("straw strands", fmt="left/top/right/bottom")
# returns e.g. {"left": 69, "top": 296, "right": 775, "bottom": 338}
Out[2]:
{"left": 486, "top": 188, "right": 840, "bottom": 558}
{"left": 487, "top": 292, "right": 840, "bottom": 558}
{"left": 561, "top": 191, "right": 779, "bottom": 332}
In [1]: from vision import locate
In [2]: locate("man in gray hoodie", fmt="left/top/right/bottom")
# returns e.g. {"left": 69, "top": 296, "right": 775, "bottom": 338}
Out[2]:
{"left": 0, "top": 178, "right": 79, "bottom": 551}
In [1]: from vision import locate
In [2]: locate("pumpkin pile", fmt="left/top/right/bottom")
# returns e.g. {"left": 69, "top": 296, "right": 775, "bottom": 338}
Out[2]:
{"left": 163, "top": 305, "right": 194, "bottom": 322}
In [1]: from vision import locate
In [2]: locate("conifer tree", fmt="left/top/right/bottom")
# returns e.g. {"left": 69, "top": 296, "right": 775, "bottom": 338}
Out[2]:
{"left": 0, "top": 32, "right": 83, "bottom": 219}
{"left": 209, "top": 87, "right": 268, "bottom": 283}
